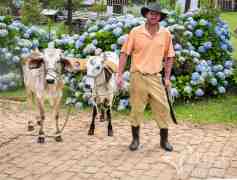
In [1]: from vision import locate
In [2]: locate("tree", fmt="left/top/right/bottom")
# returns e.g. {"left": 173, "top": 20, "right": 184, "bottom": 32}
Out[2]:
{"left": 184, "top": 0, "right": 191, "bottom": 12}
{"left": 44, "top": 0, "right": 82, "bottom": 34}
{"left": 21, "top": 0, "right": 42, "bottom": 25}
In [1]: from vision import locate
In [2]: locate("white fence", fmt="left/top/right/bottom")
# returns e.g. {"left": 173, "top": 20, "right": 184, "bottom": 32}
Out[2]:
{"left": 217, "top": 0, "right": 237, "bottom": 10}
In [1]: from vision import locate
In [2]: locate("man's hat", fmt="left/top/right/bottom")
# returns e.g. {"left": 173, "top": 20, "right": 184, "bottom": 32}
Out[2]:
{"left": 141, "top": 3, "right": 168, "bottom": 21}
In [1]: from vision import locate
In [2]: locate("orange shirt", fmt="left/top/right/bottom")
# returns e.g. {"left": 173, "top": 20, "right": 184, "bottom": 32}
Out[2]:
{"left": 121, "top": 24, "right": 175, "bottom": 74}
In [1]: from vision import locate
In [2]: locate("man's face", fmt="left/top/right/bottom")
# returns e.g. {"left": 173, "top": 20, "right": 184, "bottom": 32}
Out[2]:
{"left": 146, "top": 11, "right": 161, "bottom": 25}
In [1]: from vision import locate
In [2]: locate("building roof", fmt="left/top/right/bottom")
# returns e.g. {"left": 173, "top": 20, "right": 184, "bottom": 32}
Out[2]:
{"left": 41, "top": 9, "right": 59, "bottom": 16}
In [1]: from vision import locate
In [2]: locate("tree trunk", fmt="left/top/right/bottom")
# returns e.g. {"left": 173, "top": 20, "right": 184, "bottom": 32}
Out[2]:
{"left": 184, "top": 0, "right": 191, "bottom": 12}
{"left": 67, "top": 0, "right": 73, "bottom": 34}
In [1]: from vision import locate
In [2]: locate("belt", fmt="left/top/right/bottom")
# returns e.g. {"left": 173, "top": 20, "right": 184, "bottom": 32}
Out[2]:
{"left": 131, "top": 71, "right": 161, "bottom": 76}
{"left": 140, "top": 72, "right": 161, "bottom": 76}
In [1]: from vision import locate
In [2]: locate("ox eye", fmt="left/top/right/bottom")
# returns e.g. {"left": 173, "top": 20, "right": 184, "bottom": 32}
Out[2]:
{"left": 96, "top": 66, "right": 100, "bottom": 70}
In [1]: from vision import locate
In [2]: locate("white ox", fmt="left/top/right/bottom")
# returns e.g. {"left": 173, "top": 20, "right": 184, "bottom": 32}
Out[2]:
{"left": 22, "top": 48, "right": 80, "bottom": 143}
{"left": 84, "top": 52, "right": 119, "bottom": 136}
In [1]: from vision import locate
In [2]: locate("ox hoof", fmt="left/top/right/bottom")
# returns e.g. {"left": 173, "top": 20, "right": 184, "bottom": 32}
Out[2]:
{"left": 88, "top": 129, "right": 94, "bottom": 136}
{"left": 55, "top": 136, "right": 63, "bottom": 142}
{"left": 37, "top": 137, "right": 45, "bottom": 143}
{"left": 28, "top": 125, "right": 34, "bottom": 131}
{"left": 108, "top": 130, "right": 113, "bottom": 137}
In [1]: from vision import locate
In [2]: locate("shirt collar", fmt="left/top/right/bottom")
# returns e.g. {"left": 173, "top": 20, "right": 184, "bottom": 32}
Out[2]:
{"left": 141, "top": 23, "right": 161, "bottom": 38}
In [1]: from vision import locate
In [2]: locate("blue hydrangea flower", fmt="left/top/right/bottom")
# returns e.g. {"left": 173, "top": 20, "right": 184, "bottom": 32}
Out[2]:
{"left": 192, "top": 72, "right": 200, "bottom": 81}
{"left": 4, "top": 52, "right": 12, "bottom": 60}
{"left": 79, "top": 35, "right": 86, "bottom": 42}
{"left": 111, "top": 44, "right": 118, "bottom": 51}
{"left": 116, "top": 22, "right": 123, "bottom": 28}
{"left": 207, "top": 60, "right": 213, "bottom": 66}
{"left": 224, "top": 69, "right": 232, "bottom": 77}
{"left": 190, "top": 50, "right": 200, "bottom": 58}
{"left": 160, "top": 21, "right": 168, "bottom": 27}
{"left": 187, "top": 24, "right": 194, "bottom": 30}
{"left": 0, "top": 23, "right": 7, "bottom": 29}
{"left": 216, "top": 72, "right": 225, "bottom": 80}
{"left": 190, "top": 19, "right": 197, "bottom": 27}
{"left": 218, "top": 86, "right": 226, "bottom": 94}
{"left": 203, "top": 41, "right": 212, "bottom": 50}
{"left": 183, "top": 30, "right": 193, "bottom": 38}
{"left": 184, "top": 86, "right": 192, "bottom": 94}
{"left": 175, "top": 51, "right": 181, "bottom": 56}
{"left": 195, "top": 63, "right": 208, "bottom": 72}
{"left": 198, "top": 46, "right": 206, "bottom": 53}
{"left": 117, "top": 34, "right": 128, "bottom": 45}
{"left": 170, "top": 88, "right": 179, "bottom": 97}
{"left": 199, "top": 19, "right": 208, "bottom": 26}
{"left": 117, "top": 99, "right": 129, "bottom": 111}
{"left": 170, "top": 75, "right": 176, "bottom": 81}
{"left": 224, "top": 60, "right": 233, "bottom": 69}
{"left": 195, "top": 29, "right": 204, "bottom": 37}
{"left": 92, "top": 39, "right": 98, "bottom": 46}
{"left": 223, "top": 81, "right": 228, "bottom": 87}
{"left": 12, "top": 56, "right": 20, "bottom": 63}
{"left": 193, "top": 58, "right": 200, "bottom": 64}
{"left": 0, "top": 29, "right": 8, "bottom": 37}
{"left": 0, "top": 16, "right": 5, "bottom": 22}
{"left": 220, "top": 43, "right": 228, "bottom": 50}
{"left": 216, "top": 65, "right": 224, "bottom": 71}
{"left": 113, "top": 27, "right": 123, "bottom": 37}
{"left": 195, "top": 88, "right": 204, "bottom": 97}
{"left": 174, "top": 43, "right": 182, "bottom": 51}
{"left": 210, "top": 78, "right": 218, "bottom": 86}
{"left": 103, "top": 24, "right": 113, "bottom": 31}
{"left": 88, "top": 25, "right": 99, "bottom": 33}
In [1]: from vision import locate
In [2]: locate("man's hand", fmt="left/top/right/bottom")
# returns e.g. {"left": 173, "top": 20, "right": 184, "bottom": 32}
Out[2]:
{"left": 164, "top": 78, "right": 171, "bottom": 89}
{"left": 116, "top": 74, "right": 124, "bottom": 89}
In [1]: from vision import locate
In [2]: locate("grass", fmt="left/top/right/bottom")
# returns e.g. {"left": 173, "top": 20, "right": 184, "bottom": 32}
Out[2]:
{"left": 174, "top": 93, "right": 237, "bottom": 124}
{"left": 0, "top": 88, "right": 26, "bottom": 100}
{"left": 2, "top": 88, "right": 236, "bottom": 124}
{"left": 220, "top": 11, "right": 237, "bottom": 60}
{"left": 141, "top": 93, "right": 237, "bottom": 125}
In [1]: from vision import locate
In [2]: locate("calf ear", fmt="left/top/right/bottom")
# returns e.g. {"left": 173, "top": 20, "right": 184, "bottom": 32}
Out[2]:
{"left": 104, "top": 67, "right": 112, "bottom": 82}
{"left": 28, "top": 58, "right": 44, "bottom": 69}
{"left": 61, "top": 58, "right": 73, "bottom": 72}
{"left": 61, "top": 57, "right": 87, "bottom": 72}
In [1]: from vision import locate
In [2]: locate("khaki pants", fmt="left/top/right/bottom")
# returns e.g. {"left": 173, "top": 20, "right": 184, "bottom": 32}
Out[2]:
{"left": 129, "top": 72, "right": 172, "bottom": 128}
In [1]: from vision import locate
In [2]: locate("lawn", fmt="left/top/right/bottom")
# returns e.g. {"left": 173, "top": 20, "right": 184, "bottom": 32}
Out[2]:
{"left": 1, "top": 88, "right": 237, "bottom": 124}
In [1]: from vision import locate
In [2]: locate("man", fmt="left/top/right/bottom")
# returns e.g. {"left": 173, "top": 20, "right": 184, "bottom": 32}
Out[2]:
{"left": 116, "top": 3, "right": 175, "bottom": 151}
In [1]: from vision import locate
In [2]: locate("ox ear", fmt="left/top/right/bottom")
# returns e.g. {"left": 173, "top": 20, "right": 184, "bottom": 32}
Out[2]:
{"left": 28, "top": 58, "right": 44, "bottom": 69}
{"left": 61, "top": 57, "right": 87, "bottom": 73}
{"left": 104, "top": 67, "right": 112, "bottom": 83}
{"left": 61, "top": 57, "right": 73, "bottom": 72}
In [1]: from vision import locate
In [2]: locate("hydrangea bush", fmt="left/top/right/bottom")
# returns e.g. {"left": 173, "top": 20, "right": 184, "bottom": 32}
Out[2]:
{"left": 0, "top": 15, "right": 50, "bottom": 91}
{"left": 0, "top": 9, "right": 235, "bottom": 110}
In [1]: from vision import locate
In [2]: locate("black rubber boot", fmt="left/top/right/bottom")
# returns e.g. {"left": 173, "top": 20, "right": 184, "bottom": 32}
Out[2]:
{"left": 129, "top": 126, "right": 140, "bottom": 151}
{"left": 160, "top": 128, "right": 173, "bottom": 152}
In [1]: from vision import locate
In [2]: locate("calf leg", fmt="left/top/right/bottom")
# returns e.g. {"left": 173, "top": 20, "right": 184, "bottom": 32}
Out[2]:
{"left": 99, "top": 105, "right": 105, "bottom": 122}
{"left": 26, "top": 91, "right": 35, "bottom": 131}
{"left": 53, "top": 97, "right": 63, "bottom": 142}
{"left": 36, "top": 98, "right": 45, "bottom": 143}
{"left": 88, "top": 105, "right": 97, "bottom": 135}
{"left": 106, "top": 107, "right": 113, "bottom": 136}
